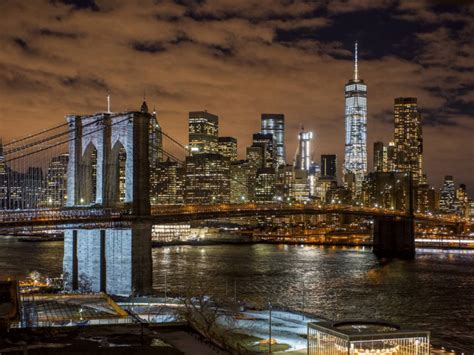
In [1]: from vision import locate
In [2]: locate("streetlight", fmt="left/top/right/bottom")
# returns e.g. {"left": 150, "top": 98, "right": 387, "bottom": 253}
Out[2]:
{"left": 268, "top": 301, "right": 272, "bottom": 354}
{"left": 164, "top": 271, "right": 167, "bottom": 304}
{"left": 302, "top": 280, "right": 305, "bottom": 320}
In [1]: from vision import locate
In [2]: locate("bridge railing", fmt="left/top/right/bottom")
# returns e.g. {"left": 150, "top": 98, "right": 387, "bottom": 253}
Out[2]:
{"left": 0, "top": 207, "right": 122, "bottom": 223}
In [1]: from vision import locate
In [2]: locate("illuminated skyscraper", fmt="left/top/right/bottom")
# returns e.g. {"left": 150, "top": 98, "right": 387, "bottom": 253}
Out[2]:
{"left": 261, "top": 114, "right": 285, "bottom": 166}
{"left": 343, "top": 42, "right": 367, "bottom": 197}
{"left": 153, "top": 160, "right": 185, "bottom": 204}
{"left": 218, "top": 137, "right": 238, "bottom": 161}
{"left": 394, "top": 97, "right": 423, "bottom": 185}
{"left": 373, "top": 141, "right": 386, "bottom": 172}
{"left": 454, "top": 183, "right": 468, "bottom": 216}
{"left": 321, "top": 155, "right": 336, "bottom": 180}
{"left": 230, "top": 160, "right": 249, "bottom": 203}
{"left": 255, "top": 167, "right": 276, "bottom": 203}
{"left": 252, "top": 133, "right": 276, "bottom": 168}
{"left": 294, "top": 128, "right": 313, "bottom": 171}
{"left": 188, "top": 111, "right": 219, "bottom": 155}
{"left": 439, "top": 175, "right": 455, "bottom": 214}
{"left": 43, "top": 153, "right": 69, "bottom": 207}
{"left": 184, "top": 153, "right": 230, "bottom": 204}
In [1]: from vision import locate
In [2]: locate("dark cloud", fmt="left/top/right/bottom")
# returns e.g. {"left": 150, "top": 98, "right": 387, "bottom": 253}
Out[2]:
{"left": 12, "top": 37, "right": 31, "bottom": 51}
{"left": 51, "top": 0, "right": 99, "bottom": 11}
{"left": 132, "top": 41, "right": 167, "bottom": 53}
{"left": 38, "top": 28, "right": 81, "bottom": 39}
{"left": 60, "top": 75, "right": 108, "bottom": 91}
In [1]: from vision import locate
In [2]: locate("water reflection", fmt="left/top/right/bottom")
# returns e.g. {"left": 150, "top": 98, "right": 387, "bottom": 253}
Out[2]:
{"left": 63, "top": 223, "right": 152, "bottom": 296}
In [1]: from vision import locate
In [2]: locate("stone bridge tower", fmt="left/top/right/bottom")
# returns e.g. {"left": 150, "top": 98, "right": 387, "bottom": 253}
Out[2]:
{"left": 66, "top": 110, "right": 150, "bottom": 215}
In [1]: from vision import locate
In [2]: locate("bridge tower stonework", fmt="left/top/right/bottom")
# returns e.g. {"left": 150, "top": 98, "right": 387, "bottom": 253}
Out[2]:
{"left": 66, "top": 111, "right": 150, "bottom": 215}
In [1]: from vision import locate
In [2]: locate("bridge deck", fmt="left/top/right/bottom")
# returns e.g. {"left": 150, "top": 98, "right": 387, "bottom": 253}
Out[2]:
{"left": 0, "top": 204, "right": 466, "bottom": 229}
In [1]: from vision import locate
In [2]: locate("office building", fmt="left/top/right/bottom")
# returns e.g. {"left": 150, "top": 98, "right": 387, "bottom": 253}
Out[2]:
{"left": 188, "top": 111, "right": 219, "bottom": 154}
{"left": 416, "top": 182, "right": 431, "bottom": 213}
{"left": 153, "top": 160, "right": 185, "bottom": 204}
{"left": 373, "top": 141, "right": 386, "bottom": 172}
{"left": 374, "top": 141, "right": 397, "bottom": 173}
{"left": 455, "top": 183, "right": 468, "bottom": 217}
{"left": 246, "top": 146, "right": 264, "bottom": 170}
{"left": 43, "top": 154, "right": 69, "bottom": 207}
{"left": 321, "top": 155, "right": 337, "bottom": 180}
{"left": 294, "top": 128, "right": 313, "bottom": 171}
{"left": 184, "top": 153, "right": 230, "bottom": 204}
{"left": 230, "top": 160, "right": 249, "bottom": 203}
{"left": 252, "top": 133, "right": 276, "bottom": 168}
{"left": 315, "top": 178, "right": 337, "bottom": 204}
{"left": 276, "top": 164, "right": 294, "bottom": 202}
{"left": 254, "top": 167, "right": 276, "bottom": 203}
{"left": 427, "top": 186, "right": 439, "bottom": 212}
{"left": 292, "top": 170, "right": 311, "bottom": 203}
{"left": 218, "top": 137, "right": 238, "bottom": 161}
{"left": 261, "top": 113, "right": 285, "bottom": 166}
{"left": 439, "top": 175, "right": 456, "bottom": 214}
{"left": 343, "top": 42, "right": 367, "bottom": 197}
{"left": 394, "top": 97, "right": 423, "bottom": 184}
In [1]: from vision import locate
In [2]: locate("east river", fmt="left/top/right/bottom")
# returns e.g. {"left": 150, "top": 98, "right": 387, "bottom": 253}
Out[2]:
{"left": 0, "top": 236, "right": 473, "bottom": 352}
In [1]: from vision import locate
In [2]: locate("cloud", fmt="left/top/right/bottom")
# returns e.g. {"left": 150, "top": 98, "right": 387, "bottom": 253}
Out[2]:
{"left": 0, "top": 0, "right": 472, "bottom": 194}
{"left": 326, "top": 0, "right": 394, "bottom": 14}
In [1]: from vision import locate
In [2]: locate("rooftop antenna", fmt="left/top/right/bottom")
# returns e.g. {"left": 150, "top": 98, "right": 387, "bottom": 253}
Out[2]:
{"left": 107, "top": 94, "right": 111, "bottom": 113}
{"left": 354, "top": 41, "right": 359, "bottom": 81}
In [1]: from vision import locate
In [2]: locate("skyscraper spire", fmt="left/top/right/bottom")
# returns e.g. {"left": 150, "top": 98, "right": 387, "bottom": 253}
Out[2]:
{"left": 354, "top": 41, "right": 358, "bottom": 81}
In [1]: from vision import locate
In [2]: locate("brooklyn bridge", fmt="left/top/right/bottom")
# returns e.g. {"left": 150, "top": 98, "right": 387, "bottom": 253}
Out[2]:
{"left": 0, "top": 105, "right": 471, "bottom": 260}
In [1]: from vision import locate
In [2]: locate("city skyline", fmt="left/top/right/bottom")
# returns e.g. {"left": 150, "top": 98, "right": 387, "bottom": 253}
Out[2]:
{"left": 0, "top": 1, "right": 473, "bottom": 194}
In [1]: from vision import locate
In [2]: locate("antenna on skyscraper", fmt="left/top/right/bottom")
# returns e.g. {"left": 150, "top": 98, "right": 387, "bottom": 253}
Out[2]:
{"left": 354, "top": 41, "right": 359, "bottom": 81}
{"left": 107, "top": 94, "right": 111, "bottom": 113}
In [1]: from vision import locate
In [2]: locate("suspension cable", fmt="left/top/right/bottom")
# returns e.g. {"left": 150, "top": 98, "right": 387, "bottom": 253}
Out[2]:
{"left": 3, "top": 117, "right": 130, "bottom": 164}
{"left": 4, "top": 117, "right": 105, "bottom": 155}
{"left": 3, "top": 122, "right": 70, "bottom": 147}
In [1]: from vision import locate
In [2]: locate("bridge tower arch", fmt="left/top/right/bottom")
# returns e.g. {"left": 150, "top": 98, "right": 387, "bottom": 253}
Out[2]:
{"left": 66, "top": 111, "right": 150, "bottom": 215}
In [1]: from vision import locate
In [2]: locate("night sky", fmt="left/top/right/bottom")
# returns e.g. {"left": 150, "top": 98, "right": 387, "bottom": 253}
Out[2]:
{"left": 0, "top": 0, "right": 473, "bottom": 194}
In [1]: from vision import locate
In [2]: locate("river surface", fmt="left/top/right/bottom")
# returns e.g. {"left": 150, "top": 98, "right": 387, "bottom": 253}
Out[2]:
{"left": 0, "top": 236, "right": 473, "bottom": 351}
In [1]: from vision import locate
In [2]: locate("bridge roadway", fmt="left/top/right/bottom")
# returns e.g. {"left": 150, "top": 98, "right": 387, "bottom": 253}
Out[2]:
{"left": 0, "top": 203, "right": 467, "bottom": 229}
